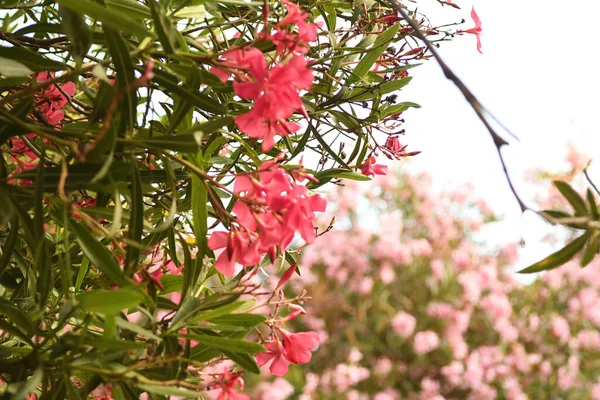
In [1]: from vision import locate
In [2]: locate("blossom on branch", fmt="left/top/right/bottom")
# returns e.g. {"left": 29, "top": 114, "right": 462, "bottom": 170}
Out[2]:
{"left": 459, "top": 7, "right": 483, "bottom": 54}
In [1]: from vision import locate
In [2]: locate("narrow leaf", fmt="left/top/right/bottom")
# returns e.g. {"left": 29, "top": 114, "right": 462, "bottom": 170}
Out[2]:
{"left": 554, "top": 180, "right": 589, "bottom": 216}
{"left": 519, "top": 232, "right": 590, "bottom": 273}
{"left": 124, "top": 165, "right": 144, "bottom": 273}
{"left": 149, "top": 0, "right": 177, "bottom": 54}
{"left": 81, "top": 288, "right": 145, "bottom": 314}
{"left": 0, "top": 47, "right": 66, "bottom": 71}
{"left": 57, "top": 0, "right": 149, "bottom": 37}
{"left": 69, "top": 218, "right": 128, "bottom": 285}
{"left": 347, "top": 24, "right": 400, "bottom": 84}
{"left": 105, "top": 29, "right": 137, "bottom": 132}
{"left": 59, "top": 5, "right": 92, "bottom": 65}
{"left": 181, "top": 334, "right": 265, "bottom": 353}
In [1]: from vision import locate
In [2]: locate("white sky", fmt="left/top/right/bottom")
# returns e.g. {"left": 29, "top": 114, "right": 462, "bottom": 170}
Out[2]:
{"left": 396, "top": 0, "right": 600, "bottom": 273}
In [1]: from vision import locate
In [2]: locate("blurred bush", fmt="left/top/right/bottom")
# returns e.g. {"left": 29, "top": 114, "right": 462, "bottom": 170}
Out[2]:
{"left": 250, "top": 153, "right": 600, "bottom": 400}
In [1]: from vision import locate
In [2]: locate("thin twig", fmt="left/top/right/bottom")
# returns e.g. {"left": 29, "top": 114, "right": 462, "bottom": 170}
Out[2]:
{"left": 584, "top": 160, "right": 600, "bottom": 196}
{"left": 386, "top": 0, "right": 528, "bottom": 212}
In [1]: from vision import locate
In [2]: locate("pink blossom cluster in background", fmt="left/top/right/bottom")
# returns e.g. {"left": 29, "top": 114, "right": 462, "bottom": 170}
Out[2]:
{"left": 246, "top": 148, "right": 600, "bottom": 399}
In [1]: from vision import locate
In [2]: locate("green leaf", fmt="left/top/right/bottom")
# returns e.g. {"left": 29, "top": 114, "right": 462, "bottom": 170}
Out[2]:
{"left": 34, "top": 151, "right": 45, "bottom": 242}
{"left": 149, "top": 67, "right": 225, "bottom": 114}
{"left": 124, "top": 165, "right": 144, "bottom": 273}
{"left": 12, "top": 366, "right": 43, "bottom": 400}
{"left": 57, "top": 0, "right": 150, "bottom": 37}
{"left": 59, "top": 5, "right": 92, "bottom": 65}
{"left": 0, "top": 184, "right": 15, "bottom": 225}
{"left": 81, "top": 288, "right": 145, "bottom": 314}
{"left": 315, "top": 168, "right": 371, "bottom": 182}
{"left": 0, "top": 319, "right": 33, "bottom": 346}
{"left": 329, "top": 110, "right": 361, "bottom": 131}
{"left": 554, "top": 180, "right": 589, "bottom": 217}
{"left": 344, "top": 76, "right": 412, "bottom": 102}
{"left": 170, "top": 295, "right": 203, "bottom": 331}
{"left": 309, "top": 125, "right": 350, "bottom": 168}
{"left": 0, "top": 298, "right": 35, "bottom": 336}
{"left": 135, "top": 384, "right": 202, "bottom": 398}
{"left": 181, "top": 333, "right": 265, "bottom": 353}
{"left": 588, "top": 189, "right": 599, "bottom": 220}
{"left": 190, "top": 157, "right": 208, "bottom": 283}
{"left": 174, "top": 4, "right": 206, "bottom": 18}
{"left": 149, "top": 0, "right": 177, "bottom": 54}
{"left": 105, "top": 29, "right": 137, "bottom": 132}
{"left": 178, "top": 233, "right": 195, "bottom": 299}
{"left": 114, "top": 316, "right": 162, "bottom": 342}
{"left": 223, "top": 350, "right": 260, "bottom": 374}
{"left": 105, "top": 0, "right": 151, "bottom": 18}
{"left": 80, "top": 335, "right": 148, "bottom": 350}
{"left": 519, "top": 232, "right": 590, "bottom": 273}
{"left": 581, "top": 234, "right": 599, "bottom": 267}
{"left": 140, "top": 132, "right": 204, "bottom": 152}
{"left": 192, "top": 300, "right": 248, "bottom": 323}
{"left": 209, "top": 313, "right": 266, "bottom": 327}
{"left": 168, "top": 65, "right": 201, "bottom": 134}
{"left": 347, "top": 24, "right": 400, "bottom": 84}
{"left": 0, "top": 56, "right": 32, "bottom": 77}
{"left": 90, "top": 80, "right": 116, "bottom": 123}
{"left": 69, "top": 218, "right": 128, "bottom": 285}
{"left": 35, "top": 240, "right": 51, "bottom": 306}
{"left": 0, "top": 47, "right": 66, "bottom": 72}
{"left": 0, "top": 217, "right": 18, "bottom": 277}
{"left": 13, "top": 23, "right": 65, "bottom": 36}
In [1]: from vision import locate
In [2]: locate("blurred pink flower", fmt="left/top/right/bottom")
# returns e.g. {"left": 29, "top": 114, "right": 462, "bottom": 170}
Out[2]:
{"left": 551, "top": 316, "right": 571, "bottom": 344}
{"left": 391, "top": 311, "right": 417, "bottom": 339}
{"left": 413, "top": 331, "right": 440, "bottom": 354}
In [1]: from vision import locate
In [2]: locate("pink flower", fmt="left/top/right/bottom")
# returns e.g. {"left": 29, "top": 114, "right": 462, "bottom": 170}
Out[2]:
{"left": 577, "top": 330, "right": 600, "bottom": 351}
{"left": 277, "top": 3, "right": 318, "bottom": 43}
{"left": 413, "top": 331, "right": 439, "bottom": 354}
{"left": 35, "top": 72, "right": 76, "bottom": 125}
{"left": 459, "top": 7, "right": 483, "bottom": 54}
{"left": 209, "top": 161, "right": 326, "bottom": 276}
{"left": 213, "top": 49, "right": 313, "bottom": 151}
{"left": 592, "top": 380, "right": 600, "bottom": 400}
{"left": 280, "top": 329, "right": 320, "bottom": 364}
{"left": 481, "top": 293, "right": 512, "bottom": 320}
{"left": 383, "top": 136, "right": 421, "bottom": 160}
{"left": 359, "top": 156, "right": 388, "bottom": 177}
{"left": 208, "top": 229, "right": 261, "bottom": 276}
{"left": 92, "top": 384, "right": 114, "bottom": 400}
{"left": 391, "top": 311, "right": 417, "bottom": 339}
{"left": 256, "top": 340, "right": 290, "bottom": 376}
{"left": 551, "top": 315, "right": 570, "bottom": 344}
{"left": 212, "top": 368, "right": 250, "bottom": 400}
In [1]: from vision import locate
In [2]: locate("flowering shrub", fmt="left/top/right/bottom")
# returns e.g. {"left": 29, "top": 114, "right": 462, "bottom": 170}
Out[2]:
{"left": 248, "top": 161, "right": 600, "bottom": 399}
{"left": 0, "top": 0, "right": 497, "bottom": 398}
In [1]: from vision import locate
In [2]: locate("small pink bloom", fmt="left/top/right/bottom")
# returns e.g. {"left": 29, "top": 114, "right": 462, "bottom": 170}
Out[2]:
{"left": 413, "top": 331, "right": 440, "bottom": 354}
{"left": 256, "top": 340, "right": 290, "bottom": 376}
{"left": 280, "top": 329, "right": 320, "bottom": 364}
{"left": 459, "top": 7, "right": 483, "bottom": 54}
{"left": 551, "top": 315, "right": 570, "bottom": 344}
{"left": 359, "top": 156, "right": 388, "bottom": 177}
{"left": 212, "top": 368, "right": 250, "bottom": 400}
{"left": 275, "top": 263, "right": 298, "bottom": 291}
{"left": 391, "top": 311, "right": 416, "bottom": 339}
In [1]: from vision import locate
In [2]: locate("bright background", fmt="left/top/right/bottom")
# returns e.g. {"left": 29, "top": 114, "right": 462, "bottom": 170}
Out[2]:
{"left": 396, "top": 0, "right": 600, "bottom": 273}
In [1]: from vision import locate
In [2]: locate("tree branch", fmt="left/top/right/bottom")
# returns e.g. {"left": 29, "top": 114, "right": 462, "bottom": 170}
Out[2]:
{"left": 385, "top": 0, "right": 528, "bottom": 212}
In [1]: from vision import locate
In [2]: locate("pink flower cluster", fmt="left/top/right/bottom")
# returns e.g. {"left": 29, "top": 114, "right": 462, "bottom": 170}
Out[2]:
{"left": 211, "top": 2, "right": 319, "bottom": 151}
{"left": 35, "top": 72, "right": 76, "bottom": 125}
{"left": 256, "top": 329, "right": 320, "bottom": 376}
{"left": 208, "top": 157, "right": 326, "bottom": 276}
{"left": 9, "top": 72, "right": 75, "bottom": 178}
{"left": 247, "top": 162, "right": 600, "bottom": 399}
